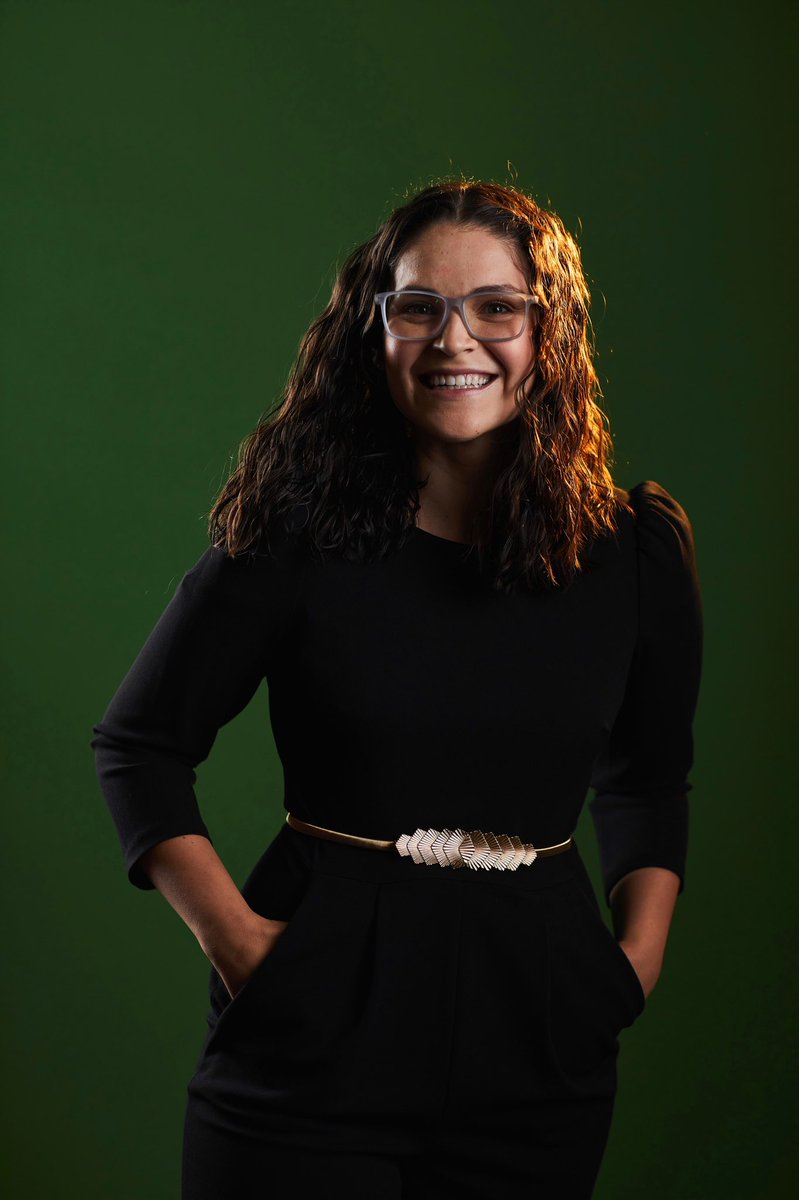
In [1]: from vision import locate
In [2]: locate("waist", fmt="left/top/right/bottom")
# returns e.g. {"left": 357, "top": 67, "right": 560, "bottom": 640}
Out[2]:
{"left": 284, "top": 811, "right": 580, "bottom": 893}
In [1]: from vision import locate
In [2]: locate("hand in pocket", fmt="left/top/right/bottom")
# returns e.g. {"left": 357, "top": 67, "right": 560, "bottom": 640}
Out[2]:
{"left": 617, "top": 938, "right": 662, "bottom": 1002}
{"left": 211, "top": 914, "right": 290, "bottom": 1001}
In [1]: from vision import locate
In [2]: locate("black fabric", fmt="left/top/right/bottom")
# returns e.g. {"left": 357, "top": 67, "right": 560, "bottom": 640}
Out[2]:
{"left": 90, "top": 478, "right": 703, "bottom": 908}
{"left": 90, "top": 478, "right": 702, "bottom": 1193}
{"left": 180, "top": 831, "right": 637, "bottom": 1199}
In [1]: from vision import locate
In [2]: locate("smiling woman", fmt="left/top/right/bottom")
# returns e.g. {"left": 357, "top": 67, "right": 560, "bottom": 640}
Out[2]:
{"left": 203, "top": 178, "right": 629, "bottom": 591}
{"left": 91, "top": 178, "right": 703, "bottom": 1200}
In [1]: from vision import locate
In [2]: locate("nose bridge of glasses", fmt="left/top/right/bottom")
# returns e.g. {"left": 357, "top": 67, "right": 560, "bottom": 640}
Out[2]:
{"left": 436, "top": 295, "right": 478, "bottom": 341}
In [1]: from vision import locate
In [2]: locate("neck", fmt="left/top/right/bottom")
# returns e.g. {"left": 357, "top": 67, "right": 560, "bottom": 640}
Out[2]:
{"left": 409, "top": 421, "right": 517, "bottom": 542}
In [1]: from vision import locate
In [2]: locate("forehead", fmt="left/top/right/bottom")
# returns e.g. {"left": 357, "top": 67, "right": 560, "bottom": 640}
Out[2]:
{"left": 392, "top": 222, "right": 528, "bottom": 291}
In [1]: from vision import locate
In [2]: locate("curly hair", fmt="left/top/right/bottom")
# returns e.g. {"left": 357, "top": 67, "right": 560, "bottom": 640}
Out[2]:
{"left": 207, "top": 177, "right": 633, "bottom": 593}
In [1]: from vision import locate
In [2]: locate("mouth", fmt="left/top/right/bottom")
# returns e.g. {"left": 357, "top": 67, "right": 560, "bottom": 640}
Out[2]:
{"left": 417, "top": 371, "right": 499, "bottom": 394}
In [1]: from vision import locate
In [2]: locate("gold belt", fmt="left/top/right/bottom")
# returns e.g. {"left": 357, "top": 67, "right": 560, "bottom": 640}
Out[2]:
{"left": 285, "top": 812, "right": 573, "bottom": 872}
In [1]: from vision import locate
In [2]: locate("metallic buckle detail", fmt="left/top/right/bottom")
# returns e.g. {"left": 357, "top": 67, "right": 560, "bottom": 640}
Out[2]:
{"left": 395, "top": 827, "right": 538, "bottom": 870}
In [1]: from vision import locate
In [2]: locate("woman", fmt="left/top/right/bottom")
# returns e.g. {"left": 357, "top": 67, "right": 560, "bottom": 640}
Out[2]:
{"left": 91, "top": 179, "right": 703, "bottom": 1199}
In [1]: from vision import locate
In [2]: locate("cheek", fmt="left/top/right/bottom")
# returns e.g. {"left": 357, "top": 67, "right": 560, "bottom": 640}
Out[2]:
{"left": 383, "top": 337, "right": 400, "bottom": 371}
{"left": 382, "top": 352, "right": 415, "bottom": 408}
{"left": 384, "top": 346, "right": 415, "bottom": 385}
{"left": 502, "top": 342, "right": 535, "bottom": 386}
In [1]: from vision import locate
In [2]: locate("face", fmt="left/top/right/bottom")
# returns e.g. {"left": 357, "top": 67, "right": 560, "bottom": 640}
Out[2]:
{"left": 382, "top": 222, "right": 536, "bottom": 451}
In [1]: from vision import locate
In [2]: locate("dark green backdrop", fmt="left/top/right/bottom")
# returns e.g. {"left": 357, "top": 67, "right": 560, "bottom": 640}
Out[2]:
{"left": 2, "top": 1, "right": 796, "bottom": 1197}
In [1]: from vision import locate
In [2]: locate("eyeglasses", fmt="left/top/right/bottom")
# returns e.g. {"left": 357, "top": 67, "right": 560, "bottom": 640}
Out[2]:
{"left": 374, "top": 289, "right": 541, "bottom": 343}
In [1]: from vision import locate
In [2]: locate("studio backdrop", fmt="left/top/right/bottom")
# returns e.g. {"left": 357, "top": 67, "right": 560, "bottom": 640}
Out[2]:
{"left": 1, "top": 2, "right": 795, "bottom": 1198}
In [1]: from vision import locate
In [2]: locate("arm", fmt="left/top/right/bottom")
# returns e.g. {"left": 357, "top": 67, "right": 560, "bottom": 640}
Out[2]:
{"left": 139, "top": 834, "right": 288, "bottom": 999}
{"left": 610, "top": 866, "right": 681, "bottom": 999}
{"left": 91, "top": 532, "right": 301, "bottom": 996}
{"left": 589, "top": 481, "right": 704, "bottom": 999}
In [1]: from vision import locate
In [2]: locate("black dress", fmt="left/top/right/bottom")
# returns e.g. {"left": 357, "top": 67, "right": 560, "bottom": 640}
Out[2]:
{"left": 90, "top": 479, "right": 703, "bottom": 1199}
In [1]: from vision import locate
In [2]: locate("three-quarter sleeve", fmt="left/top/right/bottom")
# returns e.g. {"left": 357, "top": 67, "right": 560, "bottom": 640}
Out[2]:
{"left": 90, "top": 534, "right": 300, "bottom": 890}
{"left": 588, "top": 480, "right": 704, "bottom": 907}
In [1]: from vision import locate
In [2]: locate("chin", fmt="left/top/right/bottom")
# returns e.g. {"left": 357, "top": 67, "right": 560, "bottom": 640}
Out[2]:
{"left": 417, "top": 415, "right": 512, "bottom": 444}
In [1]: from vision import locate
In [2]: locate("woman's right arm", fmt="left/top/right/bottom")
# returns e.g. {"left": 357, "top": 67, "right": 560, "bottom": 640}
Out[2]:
{"left": 90, "top": 534, "right": 301, "bottom": 997}
{"left": 139, "top": 834, "right": 288, "bottom": 999}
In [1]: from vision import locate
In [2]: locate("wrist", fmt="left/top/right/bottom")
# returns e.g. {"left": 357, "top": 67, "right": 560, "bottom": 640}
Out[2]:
{"left": 618, "top": 937, "right": 664, "bottom": 993}
{"left": 195, "top": 900, "right": 259, "bottom": 961}
{"left": 619, "top": 933, "right": 663, "bottom": 961}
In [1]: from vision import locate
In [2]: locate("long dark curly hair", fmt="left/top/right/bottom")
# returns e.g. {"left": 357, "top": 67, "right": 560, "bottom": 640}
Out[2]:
{"left": 207, "top": 177, "right": 632, "bottom": 593}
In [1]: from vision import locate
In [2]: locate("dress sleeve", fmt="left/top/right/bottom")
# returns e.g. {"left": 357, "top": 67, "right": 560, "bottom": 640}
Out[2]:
{"left": 588, "top": 480, "right": 704, "bottom": 907}
{"left": 89, "top": 535, "right": 300, "bottom": 891}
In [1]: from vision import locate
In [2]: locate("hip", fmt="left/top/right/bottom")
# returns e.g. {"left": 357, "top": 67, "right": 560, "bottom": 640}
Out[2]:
{"left": 195, "top": 822, "right": 646, "bottom": 1104}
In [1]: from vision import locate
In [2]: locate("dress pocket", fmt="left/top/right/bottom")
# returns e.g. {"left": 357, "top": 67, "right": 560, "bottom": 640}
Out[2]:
{"left": 571, "top": 883, "right": 647, "bottom": 1017}
{"left": 199, "top": 870, "right": 379, "bottom": 1073}
{"left": 540, "top": 877, "right": 645, "bottom": 1090}
{"left": 207, "top": 872, "right": 320, "bottom": 1026}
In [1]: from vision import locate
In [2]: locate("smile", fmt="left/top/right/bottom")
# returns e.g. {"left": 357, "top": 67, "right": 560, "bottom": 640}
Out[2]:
{"left": 418, "top": 372, "right": 498, "bottom": 391}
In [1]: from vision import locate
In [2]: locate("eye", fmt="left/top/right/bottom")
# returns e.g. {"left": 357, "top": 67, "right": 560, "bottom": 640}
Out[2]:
{"left": 480, "top": 299, "right": 513, "bottom": 315}
{"left": 385, "top": 293, "right": 445, "bottom": 330}
{"left": 402, "top": 300, "right": 435, "bottom": 315}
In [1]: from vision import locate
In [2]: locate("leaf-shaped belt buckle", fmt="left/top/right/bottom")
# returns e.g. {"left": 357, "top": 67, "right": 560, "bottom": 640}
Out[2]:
{"left": 394, "top": 827, "right": 572, "bottom": 871}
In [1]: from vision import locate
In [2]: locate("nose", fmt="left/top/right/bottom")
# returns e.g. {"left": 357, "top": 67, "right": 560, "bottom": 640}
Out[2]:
{"left": 431, "top": 304, "right": 478, "bottom": 354}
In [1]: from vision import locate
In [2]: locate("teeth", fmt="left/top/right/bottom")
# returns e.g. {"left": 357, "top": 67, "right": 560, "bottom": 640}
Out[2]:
{"left": 426, "top": 374, "right": 492, "bottom": 388}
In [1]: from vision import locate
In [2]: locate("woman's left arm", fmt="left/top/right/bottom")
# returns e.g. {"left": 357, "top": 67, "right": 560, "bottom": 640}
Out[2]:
{"left": 589, "top": 481, "right": 704, "bottom": 995}
{"left": 610, "top": 866, "right": 681, "bottom": 1000}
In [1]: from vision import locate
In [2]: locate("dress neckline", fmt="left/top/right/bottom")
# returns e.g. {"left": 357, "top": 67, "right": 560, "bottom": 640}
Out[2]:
{"left": 412, "top": 525, "right": 477, "bottom": 550}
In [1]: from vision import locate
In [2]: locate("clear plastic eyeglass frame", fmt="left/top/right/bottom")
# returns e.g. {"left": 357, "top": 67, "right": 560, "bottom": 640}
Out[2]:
{"left": 374, "top": 289, "right": 541, "bottom": 343}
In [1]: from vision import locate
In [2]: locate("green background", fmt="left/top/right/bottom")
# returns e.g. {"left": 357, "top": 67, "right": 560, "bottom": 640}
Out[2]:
{"left": 2, "top": 1, "right": 796, "bottom": 1196}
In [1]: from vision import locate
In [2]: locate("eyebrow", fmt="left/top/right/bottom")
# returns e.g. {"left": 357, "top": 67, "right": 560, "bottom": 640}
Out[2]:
{"left": 400, "top": 283, "right": 523, "bottom": 294}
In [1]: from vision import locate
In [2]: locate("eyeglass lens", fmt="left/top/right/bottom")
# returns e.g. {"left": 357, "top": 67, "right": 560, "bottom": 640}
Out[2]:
{"left": 385, "top": 292, "right": 528, "bottom": 340}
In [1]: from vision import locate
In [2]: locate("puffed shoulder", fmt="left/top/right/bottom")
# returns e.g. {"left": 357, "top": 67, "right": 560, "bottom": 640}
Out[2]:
{"left": 189, "top": 510, "right": 308, "bottom": 581}
{"left": 625, "top": 480, "right": 703, "bottom": 648}
{"left": 627, "top": 479, "right": 699, "bottom": 578}
{"left": 169, "top": 525, "right": 305, "bottom": 637}
{"left": 178, "top": 540, "right": 277, "bottom": 596}
{"left": 212, "top": 504, "right": 311, "bottom": 564}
